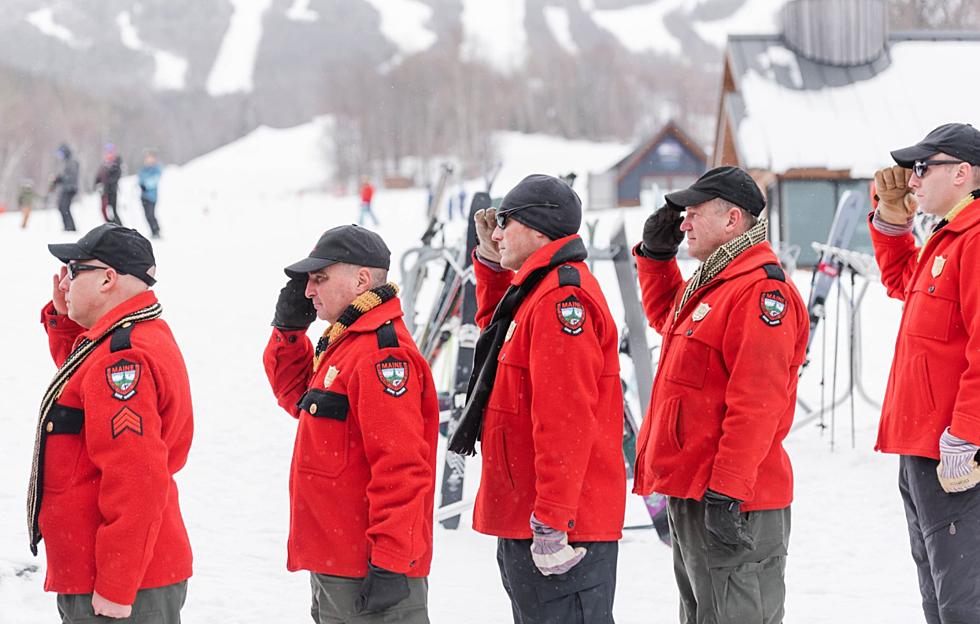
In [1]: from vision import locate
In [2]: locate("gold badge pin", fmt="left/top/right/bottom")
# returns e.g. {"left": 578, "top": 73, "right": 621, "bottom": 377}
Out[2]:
{"left": 692, "top": 302, "right": 711, "bottom": 322}
{"left": 505, "top": 320, "right": 517, "bottom": 342}
{"left": 324, "top": 366, "right": 340, "bottom": 388}
{"left": 932, "top": 255, "right": 946, "bottom": 278}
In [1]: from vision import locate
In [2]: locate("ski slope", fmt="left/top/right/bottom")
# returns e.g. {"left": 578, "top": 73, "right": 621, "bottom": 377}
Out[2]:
{"left": 0, "top": 123, "right": 923, "bottom": 622}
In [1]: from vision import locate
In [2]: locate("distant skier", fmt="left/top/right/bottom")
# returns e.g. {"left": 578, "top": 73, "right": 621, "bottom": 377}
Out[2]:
{"left": 138, "top": 149, "right": 163, "bottom": 238}
{"left": 95, "top": 143, "right": 123, "bottom": 225}
{"left": 632, "top": 166, "right": 807, "bottom": 624}
{"left": 449, "top": 174, "right": 625, "bottom": 622}
{"left": 18, "top": 178, "right": 34, "bottom": 229}
{"left": 50, "top": 142, "right": 78, "bottom": 232}
{"left": 358, "top": 175, "right": 378, "bottom": 226}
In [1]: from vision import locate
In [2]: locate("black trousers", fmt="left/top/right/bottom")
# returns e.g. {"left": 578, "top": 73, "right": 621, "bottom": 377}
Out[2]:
{"left": 496, "top": 537, "right": 618, "bottom": 624}
{"left": 900, "top": 455, "right": 980, "bottom": 624}
{"left": 56, "top": 580, "right": 187, "bottom": 623}
{"left": 142, "top": 198, "right": 160, "bottom": 236}
{"left": 58, "top": 189, "right": 76, "bottom": 231}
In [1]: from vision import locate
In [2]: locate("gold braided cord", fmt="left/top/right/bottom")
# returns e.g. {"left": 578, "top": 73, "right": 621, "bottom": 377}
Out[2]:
{"left": 27, "top": 303, "right": 163, "bottom": 554}
{"left": 675, "top": 218, "right": 769, "bottom": 320}
{"left": 313, "top": 283, "right": 399, "bottom": 372}
{"left": 917, "top": 190, "right": 980, "bottom": 261}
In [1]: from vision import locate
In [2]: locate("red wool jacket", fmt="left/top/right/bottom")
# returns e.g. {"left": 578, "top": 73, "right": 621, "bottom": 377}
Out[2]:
{"left": 871, "top": 200, "right": 980, "bottom": 457}
{"left": 471, "top": 236, "right": 626, "bottom": 540}
{"left": 632, "top": 243, "right": 807, "bottom": 510}
{"left": 39, "top": 291, "right": 193, "bottom": 605}
{"left": 263, "top": 297, "right": 439, "bottom": 577}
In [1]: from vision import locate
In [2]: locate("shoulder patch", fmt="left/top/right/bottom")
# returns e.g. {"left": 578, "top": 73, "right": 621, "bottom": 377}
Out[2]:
{"left": 759, "top": 290, "right": 788, "bottom": 326}
{"left": 375, "top": 355, "right": 410, "bottom": 397}
{"left": 105, "top": 359, "right": 141, "bottom": 400}
{"left": 556, "top": 295, "right": 586, "bottom": 335}
{"left": 761, "top": 263, "right": 786, "bottom": 282}
{"left": 110, "top": 323, "right": 134, "bottom": 352}
{"left": 111, "top": 406, "right": 143, "bottom": 438}
{"left": 558, "top": 264, "right": 581, "bottom": 288}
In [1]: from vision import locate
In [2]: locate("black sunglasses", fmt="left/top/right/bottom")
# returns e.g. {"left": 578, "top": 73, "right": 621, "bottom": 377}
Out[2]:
{"left": 495, "top": 203, "right": 558, "bottom": 229}
{"left": 67, "top": 263, "right": 109, "bottom": 280}
{"left": 913, "top": 159, "right": 964, "bottom": 178}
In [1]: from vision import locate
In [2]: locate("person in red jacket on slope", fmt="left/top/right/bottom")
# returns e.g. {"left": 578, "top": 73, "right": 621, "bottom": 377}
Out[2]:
{"left": 448, "top": 174, "right": 626, "bottom": 623}
{"left": 870, "top": 123, "right": 980, "bottom": 624}
{"left": 264, "top": 225, "right": 438, "bottom": 624}
{"left": 633, "top": 167, "right": 807, "bottom": 624}
{"left": 29, "top": 223, "right": 193, "bottom": 623}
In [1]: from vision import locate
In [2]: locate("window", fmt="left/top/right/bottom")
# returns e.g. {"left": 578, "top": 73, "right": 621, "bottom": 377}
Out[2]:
{"left": 779, "top": 179, "right": 873, "bottom": 266}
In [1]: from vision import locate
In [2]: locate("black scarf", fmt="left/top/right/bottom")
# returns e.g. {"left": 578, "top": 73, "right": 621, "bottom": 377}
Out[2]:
{"left": 448, "top": 237, "right": 588, "bottom": 456}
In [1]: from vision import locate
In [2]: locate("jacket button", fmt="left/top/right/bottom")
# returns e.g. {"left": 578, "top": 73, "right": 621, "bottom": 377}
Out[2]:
{"left": 46, "top": 422, "right": 54, "bottom": 433}
{"left": 288, "top": 335, "right": 297, "bottom": 343}
{"left": 686, "top": 329, "right": 693, "bottom": 336}
{"left": 568, "top": 520, "right": 574, "bottom": 529}
{"left": 928, "top": 286, "right": 935, "bottom": 293}
{"left": 49, "top": 319, "right": 57, "bottom": 327}
{"left": 122, "top": 322, "right": 133, "bottom": 328}
{"left": 309, "top": 403, "right": 318, "bottom": 415}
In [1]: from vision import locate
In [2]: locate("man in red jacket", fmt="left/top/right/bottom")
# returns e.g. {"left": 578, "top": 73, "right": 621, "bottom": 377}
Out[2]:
{"left": 29, "top": 223, "right": 193, "bottom": 622}
{"left": 264, "top": 225, "right": 438, "bottom": 623}
{"left": 448, "top": 174, "right": 626, "bottom": 623}
{"left": 871, "top": 123, "right": 980, "bottom": 624}
{"left": 633, "top": 167, "right": 807, "bottom": 624}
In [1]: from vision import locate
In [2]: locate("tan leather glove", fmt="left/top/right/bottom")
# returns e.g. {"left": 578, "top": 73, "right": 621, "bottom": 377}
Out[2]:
{"left": 874, "top": 166, "right": 918, "bottom": 225}
{"left": 474, "top": 208, "right": 500, "bottom": 263}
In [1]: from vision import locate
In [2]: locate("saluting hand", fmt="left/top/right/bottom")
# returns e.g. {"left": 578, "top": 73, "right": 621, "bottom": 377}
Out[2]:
{"left": 641, "top": 206, "right": 685, "bottom": 259}
{"left": 53, "top": 266, "right": 68, "bottom": 316}
{"left": 874, "top": 165, "right": 918, "bottom": 225}
{"left": 474, "top": 208, "right": 501, "bottom": 263}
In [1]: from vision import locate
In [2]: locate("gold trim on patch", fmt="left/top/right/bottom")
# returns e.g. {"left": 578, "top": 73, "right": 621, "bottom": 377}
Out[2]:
{"left": 692, "top": 302, "right": 711, "bottom": 322}
{"left": 505, "top": 321, "right": 517, "bottom": 342}
{"left": 324, "top": 366, "right": 340, "bottom": 388}
{"left": 932, "top": 255, "right": 946, "bottom": 278}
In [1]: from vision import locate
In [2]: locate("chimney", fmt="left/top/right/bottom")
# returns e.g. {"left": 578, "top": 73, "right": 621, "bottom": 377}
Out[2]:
{"left": 782, "top": 0, "right": 888, "bottom": 66}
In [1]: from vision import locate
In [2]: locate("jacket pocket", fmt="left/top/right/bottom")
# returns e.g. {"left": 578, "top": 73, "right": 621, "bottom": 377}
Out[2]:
{"left": 906, "top": 288, "right": 954, "bottom": 342}
{"left": 664, "top": 397, "right": 683, "bottom": 451}
{"left": 487, "top": 427, "right": 516, "bottom": 492}
{"left": 296, "top": 391, "right": 350, "bottom": 478}
{"left": 43, "top": 404, "right": 85, "bottom": 493}
{"left": 909, "top": 353, "right": 937, "bottom": 414}
{"left": 665, "top": 332, "right": 710, "bottom": 389}
{"left": 487, "top": 360, "right": 524, "bottom": 415}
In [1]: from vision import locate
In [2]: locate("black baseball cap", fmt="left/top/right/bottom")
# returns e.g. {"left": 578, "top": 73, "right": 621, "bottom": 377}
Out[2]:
{"left": 891, "top": 123, "right": 980, "bottom": 169}
{"left": 284, "top": 224, "right": 390, "bottom": 279}
{"left": 665, "top": 166, "right": 766, "bottom": 216}
{"left": 48, "top": 224, "right": 157, "bottom": 286}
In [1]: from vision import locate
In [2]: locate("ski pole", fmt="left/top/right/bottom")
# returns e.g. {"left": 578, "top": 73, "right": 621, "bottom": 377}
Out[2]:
{"left": 849, "top": 264, "right": 857, "bottom": 450}
{"left": 830, "top": 265, "right": 843, "bottom": 452}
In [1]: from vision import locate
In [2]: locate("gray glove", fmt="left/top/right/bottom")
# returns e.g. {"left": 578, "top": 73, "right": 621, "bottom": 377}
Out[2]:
{"left": 641, "top": 206, "right": 684, "bottom": 260}
{"left": 272, "top": 278, "right": 316, "bottom": 331}
{"left": 704, "top": 489, "right": 754, "bottom": 554}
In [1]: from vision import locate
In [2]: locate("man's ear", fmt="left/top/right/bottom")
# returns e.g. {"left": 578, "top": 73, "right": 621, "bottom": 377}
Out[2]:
{"left": 99, "top": 268, "right": 119, "bottom": 293}
{"left": 354, "top": 267, "right": 373, "bottom": 294}
{"left": 954, "top": 162, "right": 973, "bottom": 188}
{"left": 725, "top": 208, "right": 741, "bottom": 234}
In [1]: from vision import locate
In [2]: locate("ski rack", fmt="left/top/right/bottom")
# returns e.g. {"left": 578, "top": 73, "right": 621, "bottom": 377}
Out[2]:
{"left": 792, "top": 243, "right": 881, "bottom": 438}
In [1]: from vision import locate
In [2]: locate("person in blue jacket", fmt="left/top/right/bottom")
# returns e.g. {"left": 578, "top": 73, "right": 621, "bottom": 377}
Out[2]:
{"left": 138, "top": 150, "right": 163, "bottom": 238}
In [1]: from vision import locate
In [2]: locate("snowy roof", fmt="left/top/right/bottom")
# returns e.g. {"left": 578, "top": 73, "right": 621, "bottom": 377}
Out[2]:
{"left": 722, "top": 32, "right": 980, "bottom": 177}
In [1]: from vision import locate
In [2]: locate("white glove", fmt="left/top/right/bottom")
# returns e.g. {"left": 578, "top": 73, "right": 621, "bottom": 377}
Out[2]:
{"left": 937, "top": 427, "right": 980, "bottom": 493}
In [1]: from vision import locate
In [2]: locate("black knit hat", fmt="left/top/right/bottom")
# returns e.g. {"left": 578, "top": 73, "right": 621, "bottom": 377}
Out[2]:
{"left": 498, "top": 174, "right": 582, "bottom": 240}
{"left": 284, "top": 224, "right": 390, "bottom": 278}
{"left": 48, "top": 224, "right": 157, "bottom": 286}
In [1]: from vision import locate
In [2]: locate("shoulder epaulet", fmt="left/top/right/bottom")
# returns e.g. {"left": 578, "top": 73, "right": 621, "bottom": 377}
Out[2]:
{"left": 110, "top": 323, "right": 134, "bottom": 352}
{"left": 557, "top": 264, "right": 581, "bottom": 288}
{"left": 761, "top": 263, "right": 785, "bottom": 282}
{"left": 376, "top": 321, "right": 399, "bottom": 349}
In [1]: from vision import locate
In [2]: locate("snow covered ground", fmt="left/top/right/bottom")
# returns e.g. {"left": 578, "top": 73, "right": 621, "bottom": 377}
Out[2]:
{"left": 0, "top": 125, "right": 923, "bottom": 622}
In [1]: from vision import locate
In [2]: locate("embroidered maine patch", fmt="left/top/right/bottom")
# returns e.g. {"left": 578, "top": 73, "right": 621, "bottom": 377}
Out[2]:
{"left": 759, "top": 290, "right": 788, "bottom": 326}
{"left": 375, "top": 356, "right": 409, "bottom": 397}
{"left": 105, "top": 359, "right": 141, "bottom": 400}
{"left": 556, "top": 295, "right": 585, "bottom": 335}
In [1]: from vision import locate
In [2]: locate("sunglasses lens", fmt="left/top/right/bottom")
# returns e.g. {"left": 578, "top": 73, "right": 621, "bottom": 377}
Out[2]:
{"left": 914, "top": 163, "right": 925, "bottom": 177}
{"left": 496, "top": 213, "right": 507, "bottom": 229}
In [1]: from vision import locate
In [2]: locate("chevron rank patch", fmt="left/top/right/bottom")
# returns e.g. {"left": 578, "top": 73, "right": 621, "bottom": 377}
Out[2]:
{"left": 375, "top": 356, "right": 409, "bottom": 397}
{"left": 105, "top": 359, "right": 141, "bottom": 400}
{"left": 111, "top": 406, "right": 143, "bottom": 438}
{"left": 556, "top": 295, "right": 585, "bottom": 335}
{"left": 759, "top": 290, "right": 788, "bottom": 326}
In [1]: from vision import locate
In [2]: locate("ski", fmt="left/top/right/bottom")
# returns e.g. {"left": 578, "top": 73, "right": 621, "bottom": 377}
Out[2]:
{"left": 805, "top": 190, "right": 862, "bottom": 357}
{"left": 438, "top": 190, "right": 488, "bottom": 529}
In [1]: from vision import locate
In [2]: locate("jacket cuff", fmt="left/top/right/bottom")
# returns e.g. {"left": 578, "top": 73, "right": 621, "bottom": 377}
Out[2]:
{"left": 707, "top": 465, "right": 755, "bottom": 503}
{"left": 94, "top": 575, "right": 137, "bottom": 607}
{"left": 533, "top": 498, "right": 577, "bottom": 532}
{"left": 369, "top": 545, "right": 415, "bottom": 575}
{"left": 474, "top": 249, "right": 507, "bottom": 272}
{"left": 270, "top": 327, "right": 308, "bottom": 346}
{"left": 949, "top": 411, "right": 980, "bottom": 446}
{"left": 40, "top": 302, "right": 82, "bottom": 333}
{"left": 871, "top": 209, "right": 915, "bottom": 236}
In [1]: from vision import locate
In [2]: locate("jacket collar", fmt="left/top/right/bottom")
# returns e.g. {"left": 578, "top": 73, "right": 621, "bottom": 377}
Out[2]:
{"left": 344, "top": 297, "right": 404, "bottom": 334}
{"left": 942, "top": 195, "right": 980, "bottom": 233}
{"left": 511, "top": 235, "right": 583, "bottom": 285}
{"left": 81, "top": 291, "right": 159, "bottom": 340}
